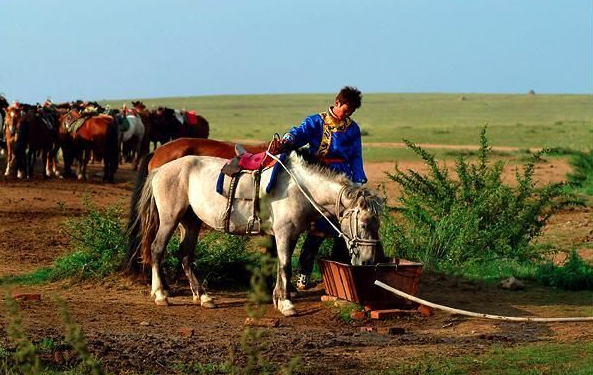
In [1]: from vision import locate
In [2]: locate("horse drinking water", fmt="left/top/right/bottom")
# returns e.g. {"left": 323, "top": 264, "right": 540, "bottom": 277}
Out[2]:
{"left": 136, "top": 151, "right": 383, "bottom": 316}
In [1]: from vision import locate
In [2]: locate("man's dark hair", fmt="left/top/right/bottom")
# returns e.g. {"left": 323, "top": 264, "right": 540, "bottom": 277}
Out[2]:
{"left": 336, "top": 86, "right": 362, "bottom": 110}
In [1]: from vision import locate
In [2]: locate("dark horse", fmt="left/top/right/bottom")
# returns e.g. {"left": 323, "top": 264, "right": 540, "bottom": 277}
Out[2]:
{"left": 0, "top": 95, "right": 9, "bottom": 149}
{"left": 124, "top": 138, "right": 269, "bottom": 277}
{"left": 149, "top": 107, "right": 183, "bottom": 149}
{"left": 58, "top": 112, "right": 119, "bottom": 182}
{"left": 13, "top": 107, "right": 60, "bottom": 179}
{"left": 180, "top": 110, "right": 209, "bottom": 139}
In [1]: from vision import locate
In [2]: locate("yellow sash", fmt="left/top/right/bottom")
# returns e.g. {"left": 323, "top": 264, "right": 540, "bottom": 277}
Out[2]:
{"left": 317, "top": 110, "right": 351, "bottom": 158}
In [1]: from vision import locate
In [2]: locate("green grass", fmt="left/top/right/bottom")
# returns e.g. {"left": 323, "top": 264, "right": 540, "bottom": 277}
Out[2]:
{"left": 103, "top": 93, "right": 593, "bottom": 154}
{"left": 371, "top": 342, "right": 593, "bottom": 375}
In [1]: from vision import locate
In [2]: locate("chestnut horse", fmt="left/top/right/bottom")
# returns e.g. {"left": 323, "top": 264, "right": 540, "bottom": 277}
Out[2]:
{"left": 124, "top": 137, "right": 268, "bottom": 276}
{"left": 58, "top": 113, "right": 119, "bottom": 182}
{"left": 3, "top": 106, "right": 22, "bottom": 177}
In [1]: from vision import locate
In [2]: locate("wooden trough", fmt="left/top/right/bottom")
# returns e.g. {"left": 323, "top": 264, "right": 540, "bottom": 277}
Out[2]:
{"left": 318, "top": 258, "right": 423, "bottom": 310}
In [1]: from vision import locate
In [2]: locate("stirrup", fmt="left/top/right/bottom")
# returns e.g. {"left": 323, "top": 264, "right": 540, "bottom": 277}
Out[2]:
{"left": 246, "top": 216, "right": 261, "bottom": 235}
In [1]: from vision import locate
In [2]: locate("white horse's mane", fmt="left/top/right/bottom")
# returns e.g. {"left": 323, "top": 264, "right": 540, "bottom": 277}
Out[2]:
{"left": 287, "top": 151, "right": 384, "bottom": 215}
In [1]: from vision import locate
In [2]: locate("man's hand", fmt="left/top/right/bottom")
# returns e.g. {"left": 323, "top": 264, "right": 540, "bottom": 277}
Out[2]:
{"left": 269, "top": 134, "right": 293, "bottom": 154}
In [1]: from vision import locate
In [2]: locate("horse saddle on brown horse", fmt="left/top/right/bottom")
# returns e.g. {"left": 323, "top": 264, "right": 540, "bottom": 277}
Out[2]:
{"left": 62, "top": 111, "right": 86, "bottom": 133}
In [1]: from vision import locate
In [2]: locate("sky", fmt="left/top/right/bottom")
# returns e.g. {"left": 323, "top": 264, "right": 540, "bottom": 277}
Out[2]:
{"left": 1, "top": 0, "right": 591, "bottom": 103}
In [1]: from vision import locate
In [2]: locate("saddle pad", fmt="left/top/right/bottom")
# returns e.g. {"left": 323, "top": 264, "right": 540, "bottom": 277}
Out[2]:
{"left": 216, "top": 152, "right": 287, "bottom": 196}
{"left": 185, "top": 110, "right": 198, "bottom": 125}
{"left": 120, "top": 116, "right": 131, "bottom": 132}
{"left": 66, "top": 118, "right": 86, "bottom": 133}
{"left": 217, "top": 171, "right": 256, "bottom": 200}
{"left": 238, "top": 151, "right": 276, "bottom": 170}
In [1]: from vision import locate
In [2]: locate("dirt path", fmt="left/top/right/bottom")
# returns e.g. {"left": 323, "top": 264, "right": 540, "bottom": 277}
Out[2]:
{"left": 0, "top": 159, "right": 591, "bottom": 374}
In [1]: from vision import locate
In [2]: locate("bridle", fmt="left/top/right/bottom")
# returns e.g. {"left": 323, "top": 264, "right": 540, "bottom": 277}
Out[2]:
{"left": 335, "top": 186, "right": 381, "bottom": 255}
{"left": 265, "top": 151, "right": 381, "bottom": 257}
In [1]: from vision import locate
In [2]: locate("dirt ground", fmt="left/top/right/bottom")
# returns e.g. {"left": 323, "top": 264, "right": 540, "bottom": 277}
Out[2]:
{"left": 0, "top": 156, "right": 592, "bottom": 374}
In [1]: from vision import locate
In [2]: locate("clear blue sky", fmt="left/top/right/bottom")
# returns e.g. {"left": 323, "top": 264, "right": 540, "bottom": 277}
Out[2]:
{"left": 1, "top": 0, "right": 591, "bottom": 103}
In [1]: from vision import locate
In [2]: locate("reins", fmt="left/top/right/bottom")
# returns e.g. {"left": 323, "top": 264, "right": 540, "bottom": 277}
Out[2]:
{"left": 265, "top": 151, "right": 380, "bottom": 254}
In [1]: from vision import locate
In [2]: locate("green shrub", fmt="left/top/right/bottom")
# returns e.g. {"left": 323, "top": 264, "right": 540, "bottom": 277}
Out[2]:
{"left": 566, "top": 149, "right": 593, "bottom": 196}
{"left": 60, "top": 196, "right": 127, "bottom": 280}
{"left": 193, "top": 231, "right": 258, "bottom": 288}
{"left": 536, "top": 251, "right": 593, "bottom": 290}
{"left": 383, "top": 126, "right": 576, "bottom": 272}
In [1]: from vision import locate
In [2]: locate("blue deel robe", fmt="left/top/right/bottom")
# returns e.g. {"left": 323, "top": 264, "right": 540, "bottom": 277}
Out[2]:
{"left": 283, "top": 111, "right": 367, "bottom": 184}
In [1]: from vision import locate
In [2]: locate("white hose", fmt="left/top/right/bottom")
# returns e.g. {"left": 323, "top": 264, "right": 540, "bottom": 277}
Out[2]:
{"left": 375, "top": 280, "right": 593, "bottom": 322}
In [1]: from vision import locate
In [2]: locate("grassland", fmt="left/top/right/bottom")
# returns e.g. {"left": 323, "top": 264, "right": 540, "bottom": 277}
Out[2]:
{"left": 103, "top": 93, "right": 593, "bottom": 161}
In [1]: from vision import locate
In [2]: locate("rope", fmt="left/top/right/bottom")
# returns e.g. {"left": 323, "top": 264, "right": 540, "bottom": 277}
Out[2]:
{"left": 265, "top": 151, "right": 348, "bottom": 241}
{"left": 375, "top": 280, "right": 593, "bottom": 322}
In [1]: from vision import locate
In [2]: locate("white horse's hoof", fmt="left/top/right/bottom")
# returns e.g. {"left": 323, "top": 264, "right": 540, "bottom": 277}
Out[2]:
{"left": 200, "top": 294, "right": 216, "bottom": 308}
{"left": 155, "top": 297, "right": 169, "bottom": 306}
{"left": 278, "top": 299, "right": 296, "bottom": 317}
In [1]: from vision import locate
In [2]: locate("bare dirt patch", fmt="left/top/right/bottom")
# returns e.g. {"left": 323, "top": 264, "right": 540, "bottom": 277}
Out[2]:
{"left": 0, "top": 158, "right": 591, "bottom": 374}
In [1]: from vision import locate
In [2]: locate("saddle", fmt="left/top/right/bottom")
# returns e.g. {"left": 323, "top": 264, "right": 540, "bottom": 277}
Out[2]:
{"left": 218, "top": 146, "right": 277, "bottom": 235}
{"left": 185, "top": 110, "right": 199, "bottom": 125}
{"left": 62, "top": 111, "right": 86, "bottom": 133}
{"left": 119, "top": 115, "right": 131, "bottom": 132}
{"left": 39, "top": 114, "right": 56, "bottom": 131}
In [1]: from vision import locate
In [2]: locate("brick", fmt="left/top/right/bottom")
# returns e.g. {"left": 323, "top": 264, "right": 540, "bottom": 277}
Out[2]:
{"left": 179, "top": 327, "right": 194, "bottom": 337}
{"left": 12, "top": 293, "right": 41, "bottom": 302}
{"left": 350, "top": 310, "right": 366, "bottom": 320}
{"left": 377, "top": 327, "right": 406, "bottom": 335}
{"left": 370, "top": 309, "right": 413, "bottom": 320}
{"left": 417, "top": 305, "right": 435, "bottom": 317}
{"left": 320, "top": 295, "right": 338, "bottom": 302}
{"left": 244, "top": 318, "right": 280, "bottom": 328}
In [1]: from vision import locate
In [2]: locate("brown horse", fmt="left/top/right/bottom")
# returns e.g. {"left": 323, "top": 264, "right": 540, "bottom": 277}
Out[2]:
{"left": 124, "top": 137, "right": 268, "bottom": 276}
{"left": 13, "top": 108, "right": 60, "bottom": 179}
{"left": 58, "top": 113, "right": 119, "bottom": 182}
{"left": 131, "top": 101, "right": 153, "bottom": 159}
{"left": 3, "top": 106, "right": 23, "bottom": 177}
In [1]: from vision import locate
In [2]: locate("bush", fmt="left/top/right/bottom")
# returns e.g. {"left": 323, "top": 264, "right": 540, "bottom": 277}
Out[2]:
{"left": 536, "top": 251, "right": 593, "bottom": 290}
{"left": 383, "top": 126, "right": 577, "bottom": 272}
{"left": 565, "top": 149, "right": 593, "bottom": 196}
{"left": 57, "top": 197, "right": 127, "bottom": 280}
{"left": 193, "top": 231, "right": 258, "bottom": 288}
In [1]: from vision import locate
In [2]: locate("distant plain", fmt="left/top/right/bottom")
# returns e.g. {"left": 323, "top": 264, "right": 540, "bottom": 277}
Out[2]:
{"left": 103, "top": 93, "right": 592, "bottom": 161}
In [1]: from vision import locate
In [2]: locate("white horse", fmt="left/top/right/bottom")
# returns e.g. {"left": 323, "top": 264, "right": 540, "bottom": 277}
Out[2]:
{"left": 136, "top": 151, "right": 383, "bottom": 316}
{"left": 117, "top": 114, "right": 145, "bottom": 170}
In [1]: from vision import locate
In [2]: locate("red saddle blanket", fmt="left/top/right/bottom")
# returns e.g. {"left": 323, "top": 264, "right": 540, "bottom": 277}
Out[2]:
{"left": 185, "top": 110, "right": 199, "bottom": 125}
{"left": 238, "top": 151, "right": 275, "bottom": 170}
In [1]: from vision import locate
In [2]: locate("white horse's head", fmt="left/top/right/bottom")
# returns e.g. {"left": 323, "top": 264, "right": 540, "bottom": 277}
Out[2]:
{"left": 337, "top": 187, "right": 385, "bottom": 265}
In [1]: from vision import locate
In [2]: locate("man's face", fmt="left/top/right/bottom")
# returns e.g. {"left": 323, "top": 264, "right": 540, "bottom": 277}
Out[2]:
{"left": 333, "top": 100, "right": 354, "bottom": 121}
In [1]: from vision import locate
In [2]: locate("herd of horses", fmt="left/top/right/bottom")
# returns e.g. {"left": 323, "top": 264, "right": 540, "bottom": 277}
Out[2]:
{"left": 0, "top": 97, "right": 209, "bottom": 181}
{"left": 1, "top": 95, "right": 385, "bottom": 317}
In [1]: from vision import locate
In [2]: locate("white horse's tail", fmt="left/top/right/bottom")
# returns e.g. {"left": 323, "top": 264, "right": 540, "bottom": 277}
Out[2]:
{"left": 138, "top": 170, "right": 159, "bottom": 265}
